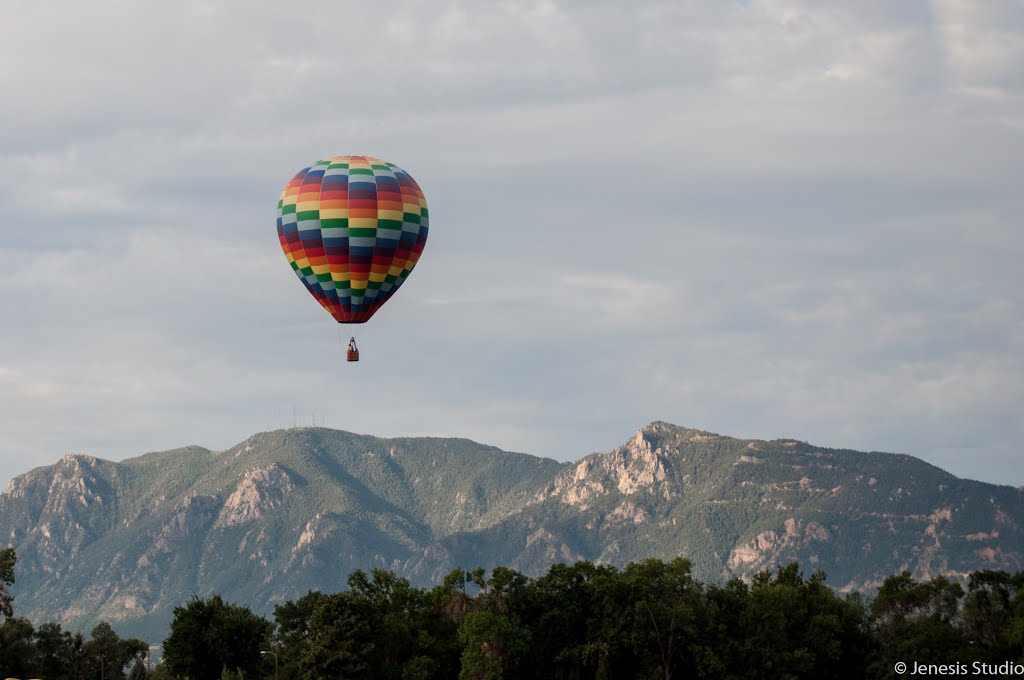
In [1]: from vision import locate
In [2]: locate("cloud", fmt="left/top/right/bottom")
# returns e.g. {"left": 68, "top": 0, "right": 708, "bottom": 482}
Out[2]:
{"left": 0, "top": 0, "right": 1021, "bottom": 490}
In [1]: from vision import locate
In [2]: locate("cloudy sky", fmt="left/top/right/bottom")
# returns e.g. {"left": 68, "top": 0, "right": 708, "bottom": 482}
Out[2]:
{"left": 1, "top": 0, "right": 1021, "bottom": 491}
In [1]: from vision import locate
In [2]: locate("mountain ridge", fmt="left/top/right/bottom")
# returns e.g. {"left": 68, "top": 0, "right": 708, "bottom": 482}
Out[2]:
{"left": 1, "top": 422, "right": 1021, "bottom": 641}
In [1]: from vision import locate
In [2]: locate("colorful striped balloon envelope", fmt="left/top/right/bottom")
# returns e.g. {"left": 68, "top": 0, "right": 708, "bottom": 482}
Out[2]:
{"left": 276, "top": 155, "right": 429, "bottom": 324}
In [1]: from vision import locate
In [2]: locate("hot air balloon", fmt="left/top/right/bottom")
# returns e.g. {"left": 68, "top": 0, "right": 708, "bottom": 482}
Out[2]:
{"left": 276, "top": 156, "right": 429, "bottom": 361}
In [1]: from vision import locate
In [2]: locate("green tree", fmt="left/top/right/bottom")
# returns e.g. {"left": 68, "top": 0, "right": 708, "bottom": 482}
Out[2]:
{"left": 162, "top": 594, "right": 271, "bottom": 680}
{"left": 350, "top": 568, "right": 422, "bottom": 678}
{"left": 0, "top": 546, "right": 15, "bottom": 619}
{"left": 458, "top": 609, "right": 531, "bottom": 680}
{"left": 962, "top": 569, "right": 1024, "bottom": 661}
{"left": 351, "top": 568, "right": 461, "bottom": 680}
{"left": 0, "top": 616, "right": 35, "bottom": 678}
{"left": 66, "top": 631, "right": 91, "bottom": 680}
{"left": 150, "top": 663, "right": 176, "bottom": 680}
{"left": 697, "top": 578, "right": 752, "bottom": 679}
{"left": 526, "top": 561, "right": 614, "bottom": 679}
{"left": 582, "top": 562, "right": 643, "bottom": 679}
{"left": 301, "top": 591, "right": 375, "bottom": 679}
{"left": 33, "top": 621, "right": 74, "bottom": 679}
{"left": 867, "top": 571, "right": 970, "bottom": 677}
{"left": 273, "top": 590, "right": 325, "bottom": 679}
{"left": 401, "top": 655, "right": 440, "bottom": 680}
{"left": 128, "top": 657, "right": 150, "bottom": 680}
{"left": 623, "top": 557, "right": 701, "bottom": 680}
{"left": 436, "top": 568, "right": 473, "bottom": 626}
{"left": 275, "top": 572, "right": 461, "bottom": 680}
{"left": 724, "top": 563, "right": 871, "bottom": 680}
{"left": 84, "top": 621, "right": 148, "bottom": 680}
{"left": 1011, "top": 576, "right": 1024, "bottom": 661}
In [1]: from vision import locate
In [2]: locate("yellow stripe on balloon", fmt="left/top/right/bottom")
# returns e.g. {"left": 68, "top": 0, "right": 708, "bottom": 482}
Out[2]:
{"left": 349, "top": 217, "right": 377, "bottom": 229}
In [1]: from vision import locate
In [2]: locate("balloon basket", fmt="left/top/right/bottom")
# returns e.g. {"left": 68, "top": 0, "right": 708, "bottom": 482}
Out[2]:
{"left": 347, "top": 349, "right": 360, "bottom": 362}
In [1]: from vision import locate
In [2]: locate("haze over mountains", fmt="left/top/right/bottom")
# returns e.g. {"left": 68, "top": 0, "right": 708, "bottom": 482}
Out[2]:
{"left": 1, "top": 421, "right": 1021, "bottom": 641}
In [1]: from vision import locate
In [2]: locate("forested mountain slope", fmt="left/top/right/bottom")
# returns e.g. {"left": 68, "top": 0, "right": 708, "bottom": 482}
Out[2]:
{"left": 1, "top": 422, "right": 1020, "bottom": 640}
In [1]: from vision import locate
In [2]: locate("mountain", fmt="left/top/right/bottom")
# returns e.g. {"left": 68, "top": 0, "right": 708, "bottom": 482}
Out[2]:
{"left": 1, "top": 422, "right": 1021, "bottom": 641}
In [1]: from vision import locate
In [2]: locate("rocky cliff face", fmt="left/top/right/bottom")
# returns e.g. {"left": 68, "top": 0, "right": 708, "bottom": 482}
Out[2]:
{"left": 416, "top": 422, "right": 1022, "bottom": 592}
{"left": 215, "top": 465, "right": 294, "bottom": 528}
{"left": 0, "top": 423, "right": 1021, "bottom": 640}
{"left": 540, "top": 428, "right": 673, "bottom": 509}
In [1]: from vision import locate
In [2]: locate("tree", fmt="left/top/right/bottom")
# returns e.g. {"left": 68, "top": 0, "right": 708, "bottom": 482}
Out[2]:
{"left": 33, "top": 621, "right": 74, "bottom": 680}
{"left": 436, "top": 568, "right": 473, "bottom": 626}
{"left": 725, "top": 563, "right": 871, "bottom": 680}
{"left": 580, "top": 562, "right": 642, "bottom": 679}
{"left": 162, "top": 594, "right": 271, "bottom": 680}
{"left": 457, "top": 610, "right": 530, "bottom": 680}
{"left": 349, "top": 568, "right": 423, "bottom": 678}
{"left": 275, "top": 572, "right": 461, "bottom": 680}
{"left": 273, "top": 590, "right": 325, "bottom": 679}
{"left": 84, "top": 621, "right": 148, "bottom": 680}
{"left": 0, "top": 616, "right": 34, "bottom": 678}
{"left": 522, "top": 561, "right": 609, "bottom": 679}
{"left": 697, "top": 578, "right": 752, "bottom": 678}
{"left": 961, "top": 570, "right": 1024, "bottom": 662}
{"left": 301, "top": 591, "right": 375, "bottom": 679}
{"left": 623, "top": 557, "right": 701, "bottom": 680}
{"left": 66, "top": 631, "right": 90, "bottom": 680}
{"left": 871, "top": 571, "right": 963, "bottom": 627}
{"left": 868, "top": 571, "right": 970, "bottom": 677}
{"left": 149, "top": 663, "right": 176, "bottom": 680}
{"left": 0, "top": 546, "right": 15, "bottom": 619}
{"left": 128, "top": 657, "right": 150, "bottom": 680}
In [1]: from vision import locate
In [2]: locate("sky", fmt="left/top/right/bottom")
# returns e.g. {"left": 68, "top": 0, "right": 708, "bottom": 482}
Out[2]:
{"left": 1, "top": 0, "right": 1022, "bottom": 491}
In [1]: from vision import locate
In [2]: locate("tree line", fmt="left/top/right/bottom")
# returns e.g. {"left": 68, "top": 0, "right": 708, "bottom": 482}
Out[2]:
{"left": 3, "top": 545, "right": 1024, "bottom": 679}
